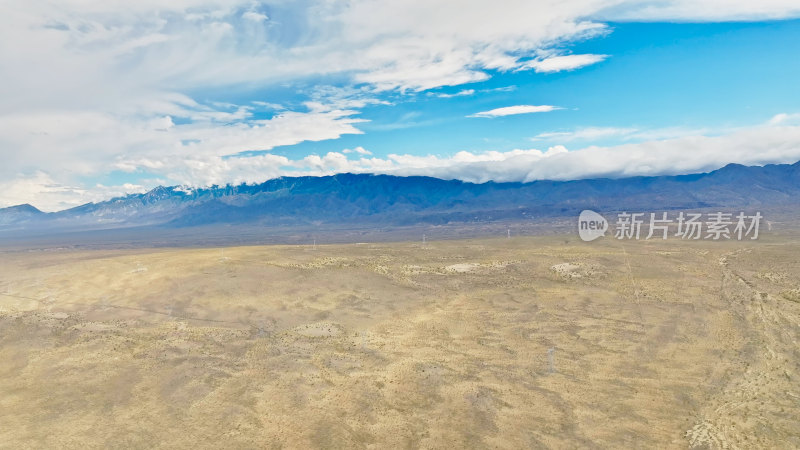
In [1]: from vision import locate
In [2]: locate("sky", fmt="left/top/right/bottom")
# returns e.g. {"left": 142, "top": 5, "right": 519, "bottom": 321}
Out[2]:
{"left": 1, "top": 1, "right": 800, "bottom": 211}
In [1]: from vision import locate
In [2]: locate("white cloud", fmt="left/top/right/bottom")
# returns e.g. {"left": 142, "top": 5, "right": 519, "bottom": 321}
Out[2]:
{"left": 521, "top": 54, "right": 608, "bottom": 73}
{"left": 0, "top": 172, "right": 148, "bottom": 212}
{"left": 624, "top": 126, "right": 716, "bottom": 141}
{"left": 482, "top": 85, "right": 517, "bottom": 93}
{"left": 175, "top": 121, "right": 800, "bottom": 184}
{"left": 242, "top": 11, "right": 269, "bottom": 22}
{"left": 0, "top": 105, "right": 365, "bottom": 168}
{"left": 512, "top": 124, "right": 800, "bottom": 181}
{"left": 0, "top": 0, "right": 619, "bottom": 104}
{"left": 340, "top": 1, "right": 611, "bottom": 91}
{"left": 533, "top": 127, "right": 638, "bottom": 141}
{"left": 598, "top": 0, "right": 800, "bottom": 22}
{"left": 329, "top": 123, "right": 800, "bottom": 183}
{"left": 251, "top": 101, "right": 284, "bottom": 110}
{"left": 3, "top": 1, "right": 799, "bottom": 106}
{"left": 342, "top": 146, "right": 372, "bottom": 155}
{"left": 435, "top": 89, "right": 475, "bottom": 98}
{"left": 182, "top": 121, "right": 800, "bottom": 185}
{"left": 769, "top": 112, "right": 800, "bottom": 126}
{"left": 531, "top": 125, "right": 717, "bottom": 142}
{"left": 469, "top": 105, "right": 561, "bottom": 118}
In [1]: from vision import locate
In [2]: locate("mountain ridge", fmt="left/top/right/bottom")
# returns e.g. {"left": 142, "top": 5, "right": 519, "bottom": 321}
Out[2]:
{"left": 1, "top": 161, "right": 799, "bottom": 233}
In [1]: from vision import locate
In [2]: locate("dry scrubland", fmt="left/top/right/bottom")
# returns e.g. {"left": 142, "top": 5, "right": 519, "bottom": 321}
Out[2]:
{"left": 1, "top": 235, "right": 799, "bottom": 449}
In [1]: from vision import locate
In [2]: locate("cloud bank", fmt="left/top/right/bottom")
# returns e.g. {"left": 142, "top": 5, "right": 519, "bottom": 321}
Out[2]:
{"left": 4, "top": 119, "right": 800, "bottom": 211}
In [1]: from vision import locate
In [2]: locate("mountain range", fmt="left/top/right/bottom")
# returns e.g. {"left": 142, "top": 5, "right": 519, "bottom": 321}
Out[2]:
{"left": 2, "top": 161, "right": 799, "bottom": 234}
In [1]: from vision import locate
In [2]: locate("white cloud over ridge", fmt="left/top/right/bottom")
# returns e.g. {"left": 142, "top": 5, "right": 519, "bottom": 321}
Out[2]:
{"left": 273, "top": 122, "right": 800, "bottom": 184}
{"left": 114, "top": 122, "right": 800, "bottom": 184}
{"left": 5, "top": 120, "right": 800, "bottom": 211}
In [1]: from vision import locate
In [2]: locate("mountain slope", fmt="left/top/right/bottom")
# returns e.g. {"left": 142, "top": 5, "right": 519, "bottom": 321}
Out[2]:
{"left": 1, "top": 161, "right": 798, "bottom": 233}
{"left": 0, "top": 204, "right": 45, "bottom": 227}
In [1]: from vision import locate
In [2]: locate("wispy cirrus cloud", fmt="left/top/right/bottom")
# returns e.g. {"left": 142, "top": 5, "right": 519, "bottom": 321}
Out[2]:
{"left": 433, "top": 89, "right": 475, "bottom": 98}
{"left": 532, "top": 125, "right": 716, "bottom": 142}
{"left": 469, "top": 105, "right": 562, "bottom": 118}
{"left": 521, "top": 53, "right": 609, "bottom": 73}
{"left": 342, "top": 146, "right": 372, "bottom": 155}
{"left": 533, "top": 127, "right": 638, "bottom": 141}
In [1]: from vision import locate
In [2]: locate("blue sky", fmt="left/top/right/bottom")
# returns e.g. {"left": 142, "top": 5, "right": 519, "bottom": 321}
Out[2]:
{"left": 2, "top": 1, "right": 800, "bottom": 210}
{"left": 249, "top": 19, "right": 800, "bottom": 157}
{"left": 277, "top": 21, "right": 797, "bottom": 145}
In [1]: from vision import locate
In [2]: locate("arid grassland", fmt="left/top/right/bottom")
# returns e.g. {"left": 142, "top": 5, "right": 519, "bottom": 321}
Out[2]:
{"left": 1, "top": 235, "right": 799, "bottom": 448}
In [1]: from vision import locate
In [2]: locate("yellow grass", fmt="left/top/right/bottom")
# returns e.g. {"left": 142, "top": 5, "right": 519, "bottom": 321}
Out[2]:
{"left": 1, "top": 235, "right": 799, "bottom": 448}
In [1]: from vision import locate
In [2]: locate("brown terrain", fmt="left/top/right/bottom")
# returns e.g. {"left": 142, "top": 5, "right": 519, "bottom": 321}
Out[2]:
{"left": 1, "top": 234, "right": 799, "bottom": 448}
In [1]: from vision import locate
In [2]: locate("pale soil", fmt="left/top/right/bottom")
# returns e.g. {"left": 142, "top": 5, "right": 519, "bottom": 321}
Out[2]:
{"left": 0, "top": 235, "right": 798, "bottom": 449}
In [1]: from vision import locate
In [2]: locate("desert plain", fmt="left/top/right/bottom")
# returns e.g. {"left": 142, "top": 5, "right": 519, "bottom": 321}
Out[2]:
{"left": 1, "top": 234, "right": 799, "bottom": 449}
